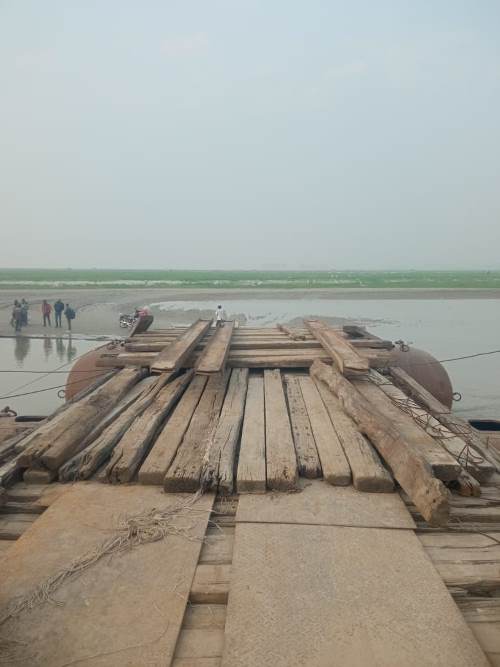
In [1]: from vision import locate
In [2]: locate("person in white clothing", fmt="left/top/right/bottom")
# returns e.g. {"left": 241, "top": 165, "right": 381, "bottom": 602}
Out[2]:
{"left": 214, "top": 305, "right": 224, "bottom": 327}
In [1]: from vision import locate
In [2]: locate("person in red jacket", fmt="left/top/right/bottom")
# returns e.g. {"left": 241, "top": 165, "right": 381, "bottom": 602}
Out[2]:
{"left": 42, "top": 300, "right": 52, "bottom": 327}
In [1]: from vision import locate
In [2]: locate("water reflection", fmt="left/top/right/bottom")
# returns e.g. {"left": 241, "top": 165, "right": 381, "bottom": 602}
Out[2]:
{"left": 14, "top": 336, "right": 30, "bottom": 365}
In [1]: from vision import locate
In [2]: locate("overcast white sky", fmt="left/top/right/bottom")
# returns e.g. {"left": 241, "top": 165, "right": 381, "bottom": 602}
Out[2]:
{"left": 1, "top": 1, "right": 499, "bottom": 270}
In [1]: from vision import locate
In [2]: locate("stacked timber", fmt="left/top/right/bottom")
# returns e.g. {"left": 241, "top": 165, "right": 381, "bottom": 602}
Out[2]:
{"left": 0, "top": 319, "right": 496, "bottom": 531}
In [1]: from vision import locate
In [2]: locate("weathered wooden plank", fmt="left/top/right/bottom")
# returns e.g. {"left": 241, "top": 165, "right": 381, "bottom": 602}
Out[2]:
{"left": 35, "top": 369, "right": 144, "bottom": 471}
{"left": 58, "top": 373, "right": 174, "bottom": 482}
{"left": 390, "top": 366, "right": 500, "bottom": 472}
{"left": 196, "top": 322, "right": 235, "bottom": 375}
{"left": 264, "top": 370, "right": 298, "bottom": 491}
{"left": 372, "top": 370, "right": 494, "bottom": 483}
{"left": 298, "top": 376, "right": 351, "bottom": 486}
{"left": 283, "top": 374, "right": 322, "bottom": 479}
{"left": 105, "top": 371, "right": 194, "bottom": 483}
{"left": 354, "top": 376, "right": 460, "bottom": 482}
{"left": 151, "top": 319, "right": 212, "bottom": 373}
{"left": 277, "top": 324, "right": 306, "bottom": 340}
{"left": 305, "top": 319, "right": 369, "bottom": 373}
{"left": 138, "top": 375, "right": 208, "bottom": 485}
{"left": 313, "top": 376, "right": 394, "bottom": 492}
{"left": 310, "top": 360, "right": 449, "bottom": 526}
{"left": 190, "top": 564, "right": 231, "bottom": 605}
{"left": 201, "top": 369, "right": 249, "bottom": 494}
{"left": 164, "top": 371, "right": 231, "bottom": 492}
{"left": 237, "top": 374, "right": 267, "bottom": 493}
{"left": 129, "top": 313, "right": 154, "bottom": 337}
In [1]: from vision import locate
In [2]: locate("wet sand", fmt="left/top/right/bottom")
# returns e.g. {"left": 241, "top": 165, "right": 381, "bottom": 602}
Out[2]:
{"left": 1, "top": 287, "right": 500, "bottom": 338}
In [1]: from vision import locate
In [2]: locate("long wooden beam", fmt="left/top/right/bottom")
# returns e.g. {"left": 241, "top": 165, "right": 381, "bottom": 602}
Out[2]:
{"left": 151, "top": 319, "right": 211, "bottom": 373}
{"left": 390, "top": 366, "right": 500, "bottom": 473}
{"left": 305, "top": 320, "right": 369, "bottom": 374}
{"left": 310, "top": 360, "right": 450, "bottom": 526}
{"left": 196, "top": 322, "right": 235, "bottom": 375}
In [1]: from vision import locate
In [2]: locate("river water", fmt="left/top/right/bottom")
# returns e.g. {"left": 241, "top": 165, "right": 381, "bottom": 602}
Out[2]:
{"left": 0, "top": 337, "right": 101, "bottom": 416}
{"left": 154, "top": 298, "right": 500, "bottom": 420}
{"left": 1, "top": 297, "right": 499, "bottom": 420}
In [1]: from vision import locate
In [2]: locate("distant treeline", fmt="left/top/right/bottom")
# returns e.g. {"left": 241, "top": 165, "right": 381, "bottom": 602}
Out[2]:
{"left": 0, "top": 269, "right": 500, "bottom": 289}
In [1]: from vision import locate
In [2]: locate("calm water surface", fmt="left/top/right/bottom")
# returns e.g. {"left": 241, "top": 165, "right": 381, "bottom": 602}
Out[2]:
{"left": 0, "top": 337, "right": 101, "bottom": 415}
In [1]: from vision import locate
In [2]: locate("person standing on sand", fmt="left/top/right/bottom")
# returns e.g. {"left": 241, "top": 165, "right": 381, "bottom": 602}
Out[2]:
{"left": 42, "top": 300, "right": 52, "bottom": 327}
{"left": 12, "top": 301, "right": 22, "bottom": 332}
{"left": 54, "top": 299, "right": 64, "bottom": 328}
{"left": 20, "top": 298, "right": 29, "bottom": 326}
{"left": 64, "top": 303, "right": 76, "bottom": 331}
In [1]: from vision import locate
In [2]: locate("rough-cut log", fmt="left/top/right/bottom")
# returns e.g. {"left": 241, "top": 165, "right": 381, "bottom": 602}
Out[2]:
{"left": 298, "top": 376, "right": 351, "bottom": 486}
{"left": 164, "top": 371, "right": 230, "bottom": 492}
{"left": 58, "top": 375, "right": 163, "bottom": 481}
{"left": 283, "top": 375, "right": 322, "bottom": 478}
{"left": 151, "top": 319, "right": 211, "bottom": 373}
{"left": 305, "top": 320, "right": 369, "bottom": 374}
{"left": 200, "top": 368, "right": 249, "bottom": 493}
{"left": 138, "top": 375, "right": 208, "bottom": 485}
{"left": 310, "top": 360, "right": 450, "bottom": 526}
{"left": 20, "top": 369, "right": 142, "bottom": 471}
{"left": 264, "top": 370, "right": 298, "bottom": 491}
{"left": 98, "top": 348, "right": 390, "bottom": 370}
{"left": 312, "top": 377, "right": 394, "bottom": 492}
{"left": 237, "top": 374, "right": 266, "bottom": 493}
{"left": 105, "top": 371, "right": 194, "bottom": 483}
{"left": 354, "top": 376, "right": 461, "bottom": 482}
{"left": 277, "top": 324, "right": 306, "bottom": 340}
{"left": 371, "top": 370, "right": 494, "bottom": 483}
{"left": 196, "top": 322, "right": 235, "bottom": 375}
{"left": 390, "top": 366, "right": 500, "bottom": 473}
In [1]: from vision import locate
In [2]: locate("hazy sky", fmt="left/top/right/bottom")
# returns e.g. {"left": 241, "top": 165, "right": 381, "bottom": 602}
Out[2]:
{"left": 1, "top": 1, "right": 499, "bottom": 270}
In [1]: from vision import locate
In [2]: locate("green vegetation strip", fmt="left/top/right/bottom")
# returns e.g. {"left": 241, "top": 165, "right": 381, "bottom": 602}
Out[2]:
{"left": 0, "top": 269, "right": 500, "bottom": 289}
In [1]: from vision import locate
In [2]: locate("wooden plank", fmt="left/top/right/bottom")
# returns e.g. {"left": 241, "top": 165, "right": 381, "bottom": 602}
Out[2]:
{"left": 182, "top": 604, "right": 227, "bottom": 629}
{"left": 199, "top": 527, "right": 234, "bottom": 564}
{"left": 164, "top": 371, "right": 231, "bottom": 492}
{"left": 390, "top": 366, "right": 500, "bottom": 472}
{"left": 305, "top": 319, "right": 369, "bottom": 373}
{"left": 35, "top": 369, "right": 144, "bottom": 471}
{"left": 298, "top": 376, "right": 351, "bottom": 486}
{"left": 237, "top": 374, "right": 267, "bottom": 493}
{"left": 277, "top": 324, "right": 306, "bottom": 340}
{"left": 283, "top": 374, "right": 322, "bottom": 478}
{"left": 0, "top": 484, "right": 214, "bottom": 666}
{"left": 174, "top": 629, "right": 225, "bottom": 660}
{"left": 58, "top": 372, "right": 175, "bottom": 482}
{"left": 196, "top": 321, "right": 234, "bottom": 374}
{"left": 372, "top": 370, "right": 494, "bottom": 483}
{"left": 222, "top": 519, "right": 489, "bottom": 666}
{"left": 313, "top": 377, "right": 394, "bottom": 492}
{"left": 310, "top": 360, "right": 450, "bottom": 526}
{"left": 138, "top": 375, "right": 208, "bottom": 485}
{"left": 201, "top": 369, "right": 249, "bottom": 494}
{"left": 354, "top": 376, "right": 461, "bottom": 482}
{"left": 105, "top": 371, "right": 194, "bottom": 483}
{"left": 151, "top": 319, "right": 211, "bottom": 373}
{"left": 264, "top": 370, "right": 298, "bottom": 491}
{"left": 190, "top": 564, "right": 231, "bottom": 605}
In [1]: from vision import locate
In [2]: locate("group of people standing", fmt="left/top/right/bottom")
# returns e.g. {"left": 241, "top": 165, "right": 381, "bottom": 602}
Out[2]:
{"left": 11, "top": 299, "right": 76, "bottom": 332}
{"left": 41, "top": 300, "right": 76, "bottom": 329}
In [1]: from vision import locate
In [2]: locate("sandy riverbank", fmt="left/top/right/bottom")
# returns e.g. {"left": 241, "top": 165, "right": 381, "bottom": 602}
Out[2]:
{"left": 1, "top": 287, "right": 500, "bottom": 337}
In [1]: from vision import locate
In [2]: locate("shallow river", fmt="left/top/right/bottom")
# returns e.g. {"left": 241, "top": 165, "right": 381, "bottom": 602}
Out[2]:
{"left": 0, "top": 337, "right": 101, "bottom": 416}
{"left": 0, "top": 297, "right": 499, "bottom": 420}
{"left": 154, "top": 298, "right": 500, "bottom": 420}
